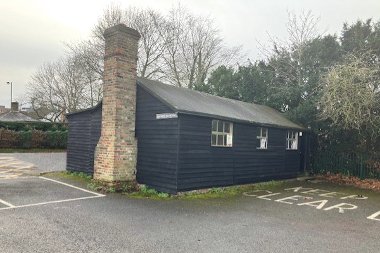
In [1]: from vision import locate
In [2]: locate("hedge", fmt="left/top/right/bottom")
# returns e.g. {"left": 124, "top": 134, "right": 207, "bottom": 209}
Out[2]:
{"left": 0, "top": 125, "right": 68, "bottom": 149}
{"left": 0, "top": 121, "right": 67, "bottom": 132}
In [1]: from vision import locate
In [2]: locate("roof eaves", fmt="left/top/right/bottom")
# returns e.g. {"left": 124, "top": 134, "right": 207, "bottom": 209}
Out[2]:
{"left": 176, "top": 110, "right": 306, "bottom": 131}
{"left": 66, "top": 101, "right": 103, "bottom": 117}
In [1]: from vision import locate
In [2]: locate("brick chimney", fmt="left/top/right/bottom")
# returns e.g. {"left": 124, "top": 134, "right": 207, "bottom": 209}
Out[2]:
{"left": 94, "top": 24, "right": 140, "bottom": 182}
{"left": 11, "top": 102, "right": 19, "bottom": 112}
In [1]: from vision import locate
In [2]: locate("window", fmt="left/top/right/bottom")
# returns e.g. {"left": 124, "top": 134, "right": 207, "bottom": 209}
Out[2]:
{"left": 286, "top": 131, "right": 298, "bottom": 150}
{"left": 257, "top": 127, "right": 268, "bottom": 149}
{"left": 211, "top": 120, "right": 233, "bottom": 147}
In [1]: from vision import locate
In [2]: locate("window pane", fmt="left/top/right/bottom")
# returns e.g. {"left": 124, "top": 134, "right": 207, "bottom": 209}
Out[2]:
{"left": 261, "top": 138, "right": 266, "bottom": 149}
{"left": 227, "top": 134, "right": 233, "bottom": 146}
{"left": 217, "top": 135, "right": 223, "bottom": 146}
{"left": 211, "top": 134, "right": 217, "bottom": 145}
{"left": 257, "top": 127, "right": 261, "bottom": 137}
{"left": 292, "top": 139, "right": 297, "bottom": 149}
{"left": 212, "top": 120, "right": 217, "bottom": 132}
{"left": 224, "top": 123, "right": 230, "bottom": 133}
{"left": 262, "top": 128, "right": 267, "bottom": 137}
{"left": 217, "top": 121, "right": 223, "bottom": 132}
{"left": 224, "top": 135, "right": 227, "bottom": 146}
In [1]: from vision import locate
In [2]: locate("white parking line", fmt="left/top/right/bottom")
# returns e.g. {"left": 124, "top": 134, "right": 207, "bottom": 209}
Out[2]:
{"left": 0, "top": 195, "right": 104, "bottom": 211}
{"left": 0, "top": 198, "right": 15, "bottom": 208}
{"left": 39, "top": 176, "right": 105, "bottom": 197}
{"left": 0, "top": 177, "right": 106, "bottom": 211}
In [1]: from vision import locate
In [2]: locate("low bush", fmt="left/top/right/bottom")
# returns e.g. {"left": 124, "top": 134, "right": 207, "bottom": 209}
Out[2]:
{"left": 0, "top": 121, "right": 67, "bottom": 131}
{"left": 0, "top": 129, "right": 67, "bottom": 149}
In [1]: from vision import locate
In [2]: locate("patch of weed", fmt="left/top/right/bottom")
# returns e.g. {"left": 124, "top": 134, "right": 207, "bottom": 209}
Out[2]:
{"left": 127, "top": 185, "right": 172, "bottom": 200}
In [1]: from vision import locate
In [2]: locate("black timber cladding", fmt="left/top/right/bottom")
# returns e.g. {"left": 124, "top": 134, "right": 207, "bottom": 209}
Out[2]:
{"left": 135, "top": 85, "right": 179, "bottom": 193}
{"left": 177, "top": 114, "right": 302, "bottom": 191}
{"left": 66, "top": 103, "right": 102, "bottom": 173}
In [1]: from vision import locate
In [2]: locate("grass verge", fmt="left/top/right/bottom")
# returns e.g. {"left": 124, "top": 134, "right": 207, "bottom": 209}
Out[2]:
{"left": 43, "top": 171, "right": 285, "bottom": 200}
{"left": 126, "top": 180, "right": 284, "bottom": 200}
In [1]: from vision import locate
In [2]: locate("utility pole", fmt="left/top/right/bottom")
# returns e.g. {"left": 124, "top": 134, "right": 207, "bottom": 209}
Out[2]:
{"left": 6, "top": 81, "right": 13, "bottom": 103}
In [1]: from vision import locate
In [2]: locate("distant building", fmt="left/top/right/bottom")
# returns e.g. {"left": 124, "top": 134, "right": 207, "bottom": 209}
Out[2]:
{"left": 20, "top": 106, "right": 33, "bottom": 113}
{"left": 0, "top": 102, "right": 39, "bottom": 122}
{"left": 0, "top": 105, "right": 10, "bottom": 115}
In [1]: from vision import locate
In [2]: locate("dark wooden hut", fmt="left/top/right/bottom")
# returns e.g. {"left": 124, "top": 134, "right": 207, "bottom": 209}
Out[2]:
{"left": 67, "top": 77, "right": 309, "bottom": 193}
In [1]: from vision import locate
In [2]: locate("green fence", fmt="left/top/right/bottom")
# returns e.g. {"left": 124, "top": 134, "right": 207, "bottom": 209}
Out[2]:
{"left": 311, "top": 151, "right": 380, "bottom": 180}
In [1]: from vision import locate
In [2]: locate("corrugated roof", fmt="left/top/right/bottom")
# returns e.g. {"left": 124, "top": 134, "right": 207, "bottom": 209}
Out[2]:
{"left": 0, "top": 111, "right": 39, "bottom": 122}
{"left": 137, "top": 77, "right": 304, "bottom": 130}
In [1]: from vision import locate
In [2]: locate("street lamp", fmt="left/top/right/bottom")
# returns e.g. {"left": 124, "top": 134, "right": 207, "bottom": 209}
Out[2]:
{"left": 6, "top": 81, "right": 13, "bottom": 103}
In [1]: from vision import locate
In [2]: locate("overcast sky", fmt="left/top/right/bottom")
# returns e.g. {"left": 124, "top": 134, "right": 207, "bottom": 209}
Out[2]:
{"left": 0, "top": 0, "right": 379, "bottom": 107}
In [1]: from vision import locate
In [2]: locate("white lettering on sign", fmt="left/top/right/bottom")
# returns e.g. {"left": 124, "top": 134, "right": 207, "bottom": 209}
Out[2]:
{"left": 156, "top": 113, "right": 178, "bottom": 119}
{"left": 323, "top": 203, "right": 358, "bottom": 214}
{"left": 367, "top": 211, "right": 380, "bottom": 221}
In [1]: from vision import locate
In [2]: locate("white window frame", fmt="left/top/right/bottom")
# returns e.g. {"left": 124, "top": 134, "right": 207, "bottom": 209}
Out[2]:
{"left": 211, "top": 120, "right": 233, "bottom": 147}
{"left": 286, "top": 130, "right": 298, "bottom": 150}
{"left": 257, "top": 127, "right": 268, "bottom": 149}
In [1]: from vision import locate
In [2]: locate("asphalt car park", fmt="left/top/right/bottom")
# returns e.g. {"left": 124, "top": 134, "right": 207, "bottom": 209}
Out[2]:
{"left": 1, "top": 177, "right": 379, "bottom": 253}
{"left": 0, "top": 154, "right": 379, "bottom": 252}
{"left": 0, "top": 176, "right": 104, "bottom": 210}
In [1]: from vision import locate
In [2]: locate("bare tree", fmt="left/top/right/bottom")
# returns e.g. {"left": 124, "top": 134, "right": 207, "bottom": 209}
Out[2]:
{"left": 287, "top": 10, "right": 320, "bottom": 89}
{"left": 92, "top": 5, "right": 166, "bottom": 79}
{"left": 91, "top": 4, "right": 241, "bottom": 88}
{"left": 160, "top": 5, "right": 241, "bottom": 88}
{"left": 28, "top": 53, "right": 102, "bottom": 122}
{"left": 92, "top": 3, "right": 126, "bottom": 40}
{"left": 257, "top": 10, "right": 321, "bottom": 111}
{"left": 66, "top": 41, "right": 103, "bottom": 107}
{"left": 28, "top": 4, "right": 242, "bottom": 121}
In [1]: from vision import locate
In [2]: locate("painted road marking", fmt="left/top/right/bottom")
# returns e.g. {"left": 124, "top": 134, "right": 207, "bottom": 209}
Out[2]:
{"left": 0, "top": 177, "right": 106, "bottom": 211}
{"left": 368, "top": 211, "right": 380, "bottom": 221}
{"left": 0, "top": 198, "right": 15, "bottom": 208}
{"left": 0, "top": 195, "right": 104, "bottom": 211}
{"left": 39, "top": 176, "right": 105, "bottom": 197}
{"left": 243, "top": 186, "right": 380, "bottom": 223}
